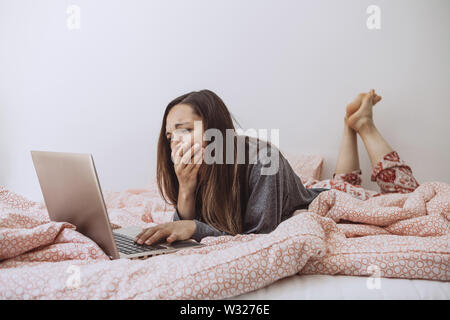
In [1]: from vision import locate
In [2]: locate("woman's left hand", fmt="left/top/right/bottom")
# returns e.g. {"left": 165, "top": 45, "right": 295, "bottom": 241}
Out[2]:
{"left": 134, "top": 220, "right": 196, "bottom": 245}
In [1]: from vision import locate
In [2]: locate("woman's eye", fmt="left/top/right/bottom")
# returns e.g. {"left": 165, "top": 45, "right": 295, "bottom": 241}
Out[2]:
{"left": 175, "top": 128, "right": 192, "bottom": 135}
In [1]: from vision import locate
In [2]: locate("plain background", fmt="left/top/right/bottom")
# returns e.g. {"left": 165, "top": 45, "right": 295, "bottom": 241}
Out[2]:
{"left": 1, "top": 0, "right": 449, "bottom": 202}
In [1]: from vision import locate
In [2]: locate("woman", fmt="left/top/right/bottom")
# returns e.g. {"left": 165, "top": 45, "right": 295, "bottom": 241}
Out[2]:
{"left": 135, "top": 89, "right": 420, "bottom": 245}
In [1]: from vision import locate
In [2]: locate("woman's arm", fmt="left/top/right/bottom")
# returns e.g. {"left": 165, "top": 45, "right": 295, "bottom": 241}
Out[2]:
{"left": 172, "top": 141, "right": 203, "bottom": 220}
{"left": 172, "top": 208, "right": 229, "bottom": 241}
{"left": 176, "top": 187, "right": 196, "bottom": 220}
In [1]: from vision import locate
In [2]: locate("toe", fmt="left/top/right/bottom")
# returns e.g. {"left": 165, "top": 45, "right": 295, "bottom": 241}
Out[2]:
{"left": 374, "top": 95, "right": 382, "bottom": 104}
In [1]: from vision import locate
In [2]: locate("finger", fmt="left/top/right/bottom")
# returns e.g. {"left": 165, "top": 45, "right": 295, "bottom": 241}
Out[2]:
{"left": 135, "top": 228, "right": 151, "bottom": 242}
{"left": 181, "top": 143, "right": 200, "bottom": 165}
{"left": 186, "top": 148, "right": 204, "bottom": 172}
{"left": 145, "top": 230, "right": 168, "bottom": 245}
{"left": 172, "top": 142, "right": 186, "bottom": 165}
{"left": 135, "top": 229, "right": 144, "bottom": 239}
{"left": 135, "top": 229, "right": 145, "bottom": 241}
{"left": 181, "top": 139, "right": 193, "bottom": 155}
{"left": 167, "top": 233, "right": 178, "bottom": 243}
{"left": 135, "top": 230, "right": 152, "bottom": 244}
{"left": 135, "top": 227, "right": 158, "bottom": 244}
{"left": 174, "top": 140, "right": 194, "bottom": 166}
{"left": 190, "top": 145, "right": 203, "bottom": 164}
{"left": 185, "top": 143, "right": 200, "bottom": 164}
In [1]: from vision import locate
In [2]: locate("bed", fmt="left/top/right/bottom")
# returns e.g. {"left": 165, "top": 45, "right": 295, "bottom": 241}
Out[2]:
{"left": 0, "top": 154, "right": 448, "bottom": 299}
{"left": 229, "top": 274, "right": 450, "bottom": 300}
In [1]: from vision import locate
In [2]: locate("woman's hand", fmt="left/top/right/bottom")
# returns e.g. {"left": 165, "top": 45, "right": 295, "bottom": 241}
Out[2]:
{"left": 134, "top": 220, "right": 197, "bottom": 245}
{"left": 172, "top": 141, "right": 204, "bottom": 194}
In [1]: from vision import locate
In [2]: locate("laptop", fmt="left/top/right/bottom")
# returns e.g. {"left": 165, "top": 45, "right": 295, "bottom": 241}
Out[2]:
{"left": 31, "top": 150, "right": 205, "bottom": 260}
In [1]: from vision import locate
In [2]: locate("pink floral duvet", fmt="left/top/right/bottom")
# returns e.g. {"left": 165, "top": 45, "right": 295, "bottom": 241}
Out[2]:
{"left": 0, "top": 180, "right": 449, "bottom": 299}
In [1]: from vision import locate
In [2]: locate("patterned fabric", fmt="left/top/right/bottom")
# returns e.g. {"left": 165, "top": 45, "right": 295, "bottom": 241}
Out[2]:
{"left": 0, "top": 151, "right": 447, "bottom": 300}
{"left": 0, "top": 181, "right": 449, "bottom": 299}
{"left": 304, "top": 151, "right": 420, "bottom": 201}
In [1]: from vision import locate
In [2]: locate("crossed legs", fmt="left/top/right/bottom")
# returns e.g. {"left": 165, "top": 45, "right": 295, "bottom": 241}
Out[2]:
{"left": 333, "top": 90, "right": 419, "bottom": 195}
{"left": 335, "top": 90, "right": 393, "bottom": 176}
{"left": 334, "top": 116, "right": 361, "bottom": 175}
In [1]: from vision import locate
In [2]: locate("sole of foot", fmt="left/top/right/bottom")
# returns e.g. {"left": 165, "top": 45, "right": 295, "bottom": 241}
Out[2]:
{"left": 347, "top": 89, "right": 380, "bottom": 132}
{"left": 346, "top": 90, "right": 382, "bottom": 119}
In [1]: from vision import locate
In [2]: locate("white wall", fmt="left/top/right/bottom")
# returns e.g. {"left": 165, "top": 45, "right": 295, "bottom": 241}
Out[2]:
{"left": 1, "top": 0, "right": 449, "bottom": 202}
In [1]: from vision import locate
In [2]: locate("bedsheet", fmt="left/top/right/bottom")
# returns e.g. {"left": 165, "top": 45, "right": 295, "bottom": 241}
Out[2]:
{"left": 229, "top": 274, "right": 450, "bottom": 299}
{"left": 0, "top": 181, "right": 449, "bottom": 299}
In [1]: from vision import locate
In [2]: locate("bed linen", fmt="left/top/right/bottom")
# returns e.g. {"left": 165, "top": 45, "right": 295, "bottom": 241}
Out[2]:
{"left": 229, "top": 274, "right": 450, "bottom": 299}
{"left": 0, "top": 177, "right": 448, "bottom": 299}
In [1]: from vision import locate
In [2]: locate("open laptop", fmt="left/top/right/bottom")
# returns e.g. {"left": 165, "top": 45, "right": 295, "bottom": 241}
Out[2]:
{"left": 31, "top": 150, "right": 204, "bottom": 260}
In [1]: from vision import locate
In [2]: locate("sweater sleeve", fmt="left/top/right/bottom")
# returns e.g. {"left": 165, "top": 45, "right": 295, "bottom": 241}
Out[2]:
{"left": 240, "top": 153, "right": 284, "bottom": 234}
{"left": 172, "top": 208, "right": 230, "bottom": 242}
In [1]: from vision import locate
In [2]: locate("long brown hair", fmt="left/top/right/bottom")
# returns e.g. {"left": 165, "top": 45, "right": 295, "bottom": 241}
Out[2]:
{"left": 156, "top": 89, "right": 249, "bottom": 235}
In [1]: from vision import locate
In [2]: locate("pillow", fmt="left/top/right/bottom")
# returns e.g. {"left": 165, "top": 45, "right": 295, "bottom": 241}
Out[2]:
{"left": 283, "top": 153, "right": 324, "bottom": 181}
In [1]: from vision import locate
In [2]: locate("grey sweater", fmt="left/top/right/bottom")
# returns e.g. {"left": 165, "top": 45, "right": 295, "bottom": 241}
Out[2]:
{"left": 172, "top": 141, "right": 329, "bottom": 242}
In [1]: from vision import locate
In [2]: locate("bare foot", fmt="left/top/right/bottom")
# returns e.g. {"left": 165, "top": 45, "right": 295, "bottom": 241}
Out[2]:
{"left": 347, "top": 89, "right": 380, "bottom": 132}
{"left": 346, "top": 91, "right": 382, "bottom": 120}
{"left": 346, "top": 93, "right": 366, "bottom": 119}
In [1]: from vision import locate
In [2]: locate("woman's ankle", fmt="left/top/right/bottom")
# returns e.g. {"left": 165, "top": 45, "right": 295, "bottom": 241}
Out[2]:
{"left": 344, "top": 118, "right": 357, "bottom": 135}
{"left": 357, "top": 118, "right": 375, "bottom": 136}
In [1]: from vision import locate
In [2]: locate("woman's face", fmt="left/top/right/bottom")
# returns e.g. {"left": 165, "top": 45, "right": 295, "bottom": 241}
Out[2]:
{"left": 165, "top": 103, "right": 205, "bottom": 152}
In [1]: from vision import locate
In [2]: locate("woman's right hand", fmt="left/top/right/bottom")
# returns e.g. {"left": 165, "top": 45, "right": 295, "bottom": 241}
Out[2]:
{"left": 172, "top": 140, "right": 204, "bottom": 195}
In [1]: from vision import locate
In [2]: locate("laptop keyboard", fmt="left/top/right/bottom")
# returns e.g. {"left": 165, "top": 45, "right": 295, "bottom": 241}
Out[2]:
{"left": 113, "top": 232, "right": 166, "bottom": 255}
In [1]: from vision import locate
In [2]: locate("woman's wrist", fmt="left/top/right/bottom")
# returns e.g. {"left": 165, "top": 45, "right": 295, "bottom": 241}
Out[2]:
{"left": 179, "top": 185, "right": 196, "bottom": 198}
{"left": 177, "top": 186, "right": 196, "bottom": 220}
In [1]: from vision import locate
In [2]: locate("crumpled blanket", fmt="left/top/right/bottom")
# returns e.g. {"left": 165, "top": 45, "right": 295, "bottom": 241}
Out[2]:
{"left": 0, "top": 181, "right": 448, "bottom": 299}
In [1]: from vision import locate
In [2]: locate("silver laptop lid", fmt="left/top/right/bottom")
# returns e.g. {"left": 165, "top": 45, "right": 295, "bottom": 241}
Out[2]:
{"left": 31, "top": 151, "right": 120, "bottom": 259}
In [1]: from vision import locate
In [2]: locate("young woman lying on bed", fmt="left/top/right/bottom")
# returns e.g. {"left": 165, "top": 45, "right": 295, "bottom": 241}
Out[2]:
{"left": 134, "top": 89, "right": 420, "bottom": 245}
